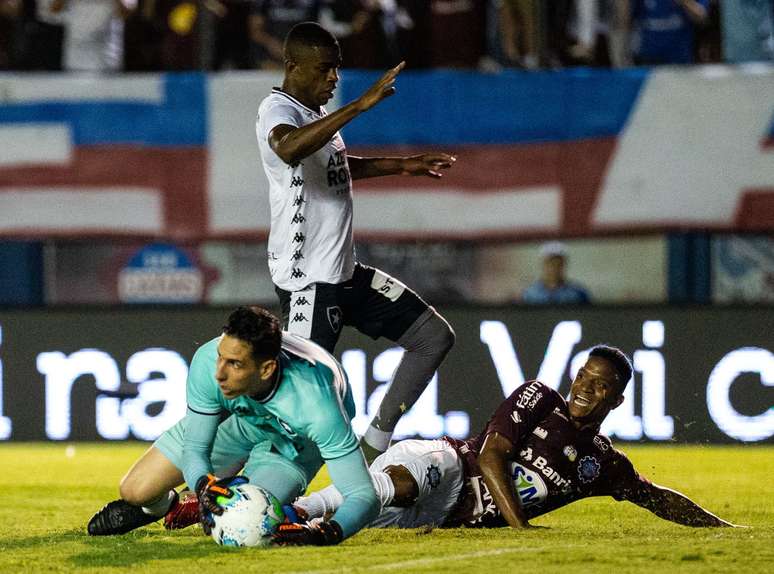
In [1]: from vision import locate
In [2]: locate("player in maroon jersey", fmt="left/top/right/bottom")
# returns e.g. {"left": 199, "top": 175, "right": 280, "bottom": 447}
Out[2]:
{"left": 291, "top": 345, "right": 737, "bottom": 529}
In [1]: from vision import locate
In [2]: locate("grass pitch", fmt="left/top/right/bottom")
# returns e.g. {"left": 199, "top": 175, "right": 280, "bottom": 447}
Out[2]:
{"left": 0, "top": 443, "right": 771, "bottom": 573}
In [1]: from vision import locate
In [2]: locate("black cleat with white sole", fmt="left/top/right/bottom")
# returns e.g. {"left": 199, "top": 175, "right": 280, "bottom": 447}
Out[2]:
{"left": 87, "top": 499, "right": 159, "bottom": 536}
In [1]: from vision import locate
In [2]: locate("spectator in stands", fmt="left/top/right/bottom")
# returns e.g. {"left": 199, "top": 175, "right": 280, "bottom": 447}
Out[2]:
{"left": 211, "top": 0, "right": 251, "bottom": 70}
{"left": 490, "top": 0, "right": 539, "bottom": 69}
{"left": 628, "top": 0, "right": 709, "bottom": 65}
{"left": 522, "top": 242, "right": 591, "bottom": 305}
{"left": 248, "top": 0, "right": 321, "bottom": 69}
{"left": 721, "top": 0, "right": 773, "bottom": 63}
{"left": 0, "top": 0, "right": 21, "bottom": 69}
{"left": 694, "top": 0, "right": 721, "bottom": 63}
{"left": 123, "top": 0, "right": 160, "bottom": 71}
{"left": 422, "top": 0, "right": 487, "bottom": 69}
{"left": 569, "top": 0, "right": 631, "bottom": 67}
{"left": 319, "top": 0, "right": 412, "bottom": 69}
{"left": 123, "top": 1, "right": 203, "bottom": 71}
{"left": 544, "top": 0, "right": 574, "bottom": 67}
{"left": 51, "top": 0, "right": 130, "bottom": 72}
{"left": 21, "top": 0, "right": 66, "bottom": 70}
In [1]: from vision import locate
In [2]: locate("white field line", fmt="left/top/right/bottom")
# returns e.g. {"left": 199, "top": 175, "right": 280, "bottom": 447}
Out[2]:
{"left": 287, "top": 543, "right": 585, "bottom": 574}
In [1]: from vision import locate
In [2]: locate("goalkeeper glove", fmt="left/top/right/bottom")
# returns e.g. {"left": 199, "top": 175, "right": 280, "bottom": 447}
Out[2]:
{"left": 272, "top": 520, "right": 344, "bottom": 546}
{"left": 195, "top": 474, "right": 248, "bottom": 535}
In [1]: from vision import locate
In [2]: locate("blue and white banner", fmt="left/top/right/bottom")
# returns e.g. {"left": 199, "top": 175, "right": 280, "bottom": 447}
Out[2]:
{"left": 1, "top": 66, "right": 772, "bottom": 240}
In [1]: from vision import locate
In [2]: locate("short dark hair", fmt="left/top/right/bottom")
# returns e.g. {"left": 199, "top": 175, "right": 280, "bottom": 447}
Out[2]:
{"left": 589, "top": 345, "right": 633, "bottom": 392}
{"left": 284, "top": 21, "right": 339, "bottom": 61}
{"left": 223, "top": 306, "right": 281, "bottom": 362}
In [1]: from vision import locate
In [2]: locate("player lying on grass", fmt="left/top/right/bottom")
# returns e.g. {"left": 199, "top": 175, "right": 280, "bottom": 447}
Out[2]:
{"left": 288, "top": 345, "right": 738, "bottom": 530}
{"left": 88, "top": 306, "right": 378, "bottom": 546}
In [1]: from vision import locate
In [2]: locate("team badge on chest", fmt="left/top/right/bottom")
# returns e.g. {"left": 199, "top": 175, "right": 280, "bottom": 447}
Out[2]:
{"left": 426, "top": 465, "right": 441, "bottom": 489}
{"left": 577, "top": 456, "right": 601, "bottom": 483}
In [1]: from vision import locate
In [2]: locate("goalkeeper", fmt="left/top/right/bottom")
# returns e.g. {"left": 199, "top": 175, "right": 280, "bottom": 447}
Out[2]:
{"left": 291, "top": 345, "right": 738, "bottom": 530}
{"left": 87, "top": 306, "right": 378, "bottom": 546}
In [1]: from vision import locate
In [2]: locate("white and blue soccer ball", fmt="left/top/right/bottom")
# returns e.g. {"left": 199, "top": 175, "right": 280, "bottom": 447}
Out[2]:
{"left": 209, "top": 483, "right": 285, "bottom": 548}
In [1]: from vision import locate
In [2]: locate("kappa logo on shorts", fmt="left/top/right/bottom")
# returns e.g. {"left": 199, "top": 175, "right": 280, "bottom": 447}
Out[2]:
{"left": 327, "top": 306, "right": 343, "bottom": 333}
{"left": 426, "top": 465, "right": 441, "bottom": 489}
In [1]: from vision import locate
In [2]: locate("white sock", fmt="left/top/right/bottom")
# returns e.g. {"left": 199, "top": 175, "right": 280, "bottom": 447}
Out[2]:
{"left": 363, "top": 426, "right": 392, "bottom": 452}
{"left": 141, "top": 489, "right": 176, "bottom": 517}
{"left": 295, "top": 486, "right": 344, "bottom": 519}
{"left": 296, "top": 470, "right": 396, "bottom": 520}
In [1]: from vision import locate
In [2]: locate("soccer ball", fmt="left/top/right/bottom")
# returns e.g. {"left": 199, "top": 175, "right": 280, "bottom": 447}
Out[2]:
{"left": 209, "top": 483, "right": 285, "bottom": 548}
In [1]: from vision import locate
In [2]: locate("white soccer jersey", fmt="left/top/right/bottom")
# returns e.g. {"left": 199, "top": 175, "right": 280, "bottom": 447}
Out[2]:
{"left": 256, "top": 89, "right": 355, "bottom": 292}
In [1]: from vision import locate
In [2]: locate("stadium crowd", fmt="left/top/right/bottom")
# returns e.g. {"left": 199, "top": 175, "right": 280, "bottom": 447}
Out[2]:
{"left": 2, "top": 0, "right": 759, "bottom": 73}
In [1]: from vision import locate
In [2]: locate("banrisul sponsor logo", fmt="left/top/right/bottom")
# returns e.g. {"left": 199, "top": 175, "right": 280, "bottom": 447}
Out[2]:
{"left": 510, "top": 463, "right": 548, "bottom": 508}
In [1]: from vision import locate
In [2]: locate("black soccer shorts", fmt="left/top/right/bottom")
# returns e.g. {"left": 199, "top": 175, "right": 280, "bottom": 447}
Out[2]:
{"left": 275, "top": 263, "right": 429, "bottom": 353}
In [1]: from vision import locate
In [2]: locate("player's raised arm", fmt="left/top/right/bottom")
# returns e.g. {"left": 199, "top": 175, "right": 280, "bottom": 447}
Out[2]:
{"left": 478, "top": 431, "right": 532, "bottom": 529}
{"left": 347, "top": 153, "right": 457, "bottom": 180}
{"left": 269, "top": 62, "right": 406, "bottom": 166}
{"left": 631, "top": 482, "right": 738, "bottom": 527}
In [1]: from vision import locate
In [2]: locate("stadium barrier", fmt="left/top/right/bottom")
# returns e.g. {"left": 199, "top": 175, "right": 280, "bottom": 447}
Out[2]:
{"left": 0, "top": 306, "right": 771, "bottom": 444}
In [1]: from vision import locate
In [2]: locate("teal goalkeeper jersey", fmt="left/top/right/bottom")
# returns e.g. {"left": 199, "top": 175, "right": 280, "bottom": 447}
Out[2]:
{"left": 184, "top": 332, "right": 358, "bottom": 478}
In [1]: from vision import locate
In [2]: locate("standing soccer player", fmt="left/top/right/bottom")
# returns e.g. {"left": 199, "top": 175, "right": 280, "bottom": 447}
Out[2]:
{"left": 88, "top": 306, "right": 378, "bottom": 545}
{"left": 256, "top": 22, "right": 457, "bottom": 461}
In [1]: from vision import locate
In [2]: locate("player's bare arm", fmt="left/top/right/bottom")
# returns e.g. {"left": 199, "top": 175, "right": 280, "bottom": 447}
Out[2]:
{"left": 633, "top": 482, "right": 737, "bottom": 527}
{"left": 478, "top": 431, "right": 532, "bottom": 528}
{"left": 269, "top": 62, "right": 406, "bottom": 166}
{"left": 348, "top": 153, "right": 457, "bottom": 180}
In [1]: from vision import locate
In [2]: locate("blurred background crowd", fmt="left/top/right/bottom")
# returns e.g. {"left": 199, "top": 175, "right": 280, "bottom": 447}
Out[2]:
{"left": 0, "top": 1, "right": 772, "bottom": 310}
{"left": 0, "top": 0, "right": 772, "bottom": 73}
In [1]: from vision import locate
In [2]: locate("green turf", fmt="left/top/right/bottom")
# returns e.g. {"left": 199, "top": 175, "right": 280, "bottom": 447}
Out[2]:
{"left": 1, "top": 443, "right": 772, "bottom": 573}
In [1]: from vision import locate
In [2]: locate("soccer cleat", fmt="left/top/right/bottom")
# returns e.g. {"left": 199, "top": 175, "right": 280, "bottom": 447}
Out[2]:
{"left": 164, "top": 491, "right": 201, "bottom": 530}
{"left": 87, "top": 499, "right": 159, "bottom": 536}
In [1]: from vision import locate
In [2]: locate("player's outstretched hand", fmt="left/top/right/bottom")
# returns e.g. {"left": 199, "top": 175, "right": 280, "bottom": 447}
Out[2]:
{"left": 357, "top": 61, "right": 406, "bottom": 112}
{"left": 272, "top": 520, "right": 344, "bottom": 546}
{"left": 195, "top": 474, "right": 248, "bottom": 534}
{"left": 400, "top": 153, "right": 457, "bottom": 178}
